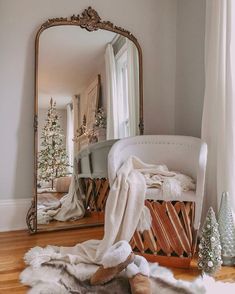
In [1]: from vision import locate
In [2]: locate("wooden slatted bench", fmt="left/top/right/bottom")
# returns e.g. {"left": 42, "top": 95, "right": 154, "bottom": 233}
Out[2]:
{"left": 130, "top": 200, "right": 196, "bottom": 268}
{"left": 81, "top": 177, "right": 197, "bottom": 268}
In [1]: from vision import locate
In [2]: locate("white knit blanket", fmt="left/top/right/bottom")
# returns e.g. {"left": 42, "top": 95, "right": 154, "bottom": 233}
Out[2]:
{"left": 22, "top": 156, "right": 196, "bottom": 281}
{"left": 133, "top": 157, "right": 195, "bottom": 200}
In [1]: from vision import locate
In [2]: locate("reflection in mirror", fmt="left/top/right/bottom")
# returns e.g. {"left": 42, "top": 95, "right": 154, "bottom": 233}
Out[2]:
{"left": 36, "top": 25, "right": 140, "bottom": 231}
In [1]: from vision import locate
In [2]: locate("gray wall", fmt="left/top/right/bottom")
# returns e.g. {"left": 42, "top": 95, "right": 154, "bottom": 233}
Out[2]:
{"left": 0, "top": 0, "right": 206, "bottom": 201}
{"left": 175, "top": 0, "right": 206, "bottom": 137}
{"left": 0, "top": 0, "right": 178, "bottom": 200}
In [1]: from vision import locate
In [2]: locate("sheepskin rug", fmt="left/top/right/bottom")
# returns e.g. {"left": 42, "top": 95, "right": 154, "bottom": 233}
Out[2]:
{"left": 20, "top": 261, "right": 235, "bottom": 294}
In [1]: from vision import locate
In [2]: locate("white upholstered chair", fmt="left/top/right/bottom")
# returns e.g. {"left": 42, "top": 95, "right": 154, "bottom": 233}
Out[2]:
{"left": 108, "top": 135, "right": 207, "bottom": 231}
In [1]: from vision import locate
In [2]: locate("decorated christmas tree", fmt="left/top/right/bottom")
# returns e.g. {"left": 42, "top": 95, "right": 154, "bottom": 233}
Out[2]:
{"left": 38, "top": 98, "right": 69, "bottom": 189}
{"left": 218, "top": 192, "right": 235, "bottom": 265}
{"left": 198, "top": 207, "right": 222, "bottom": 275}
{"left": 94, "top": 107, "right": 106, "bottom": 129}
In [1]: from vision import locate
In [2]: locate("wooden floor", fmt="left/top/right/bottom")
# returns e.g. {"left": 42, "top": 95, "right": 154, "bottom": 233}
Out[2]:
{"left": 37, "top": 212, "right": 104, "bottom": 231}
{"left": 0, "top": 228, "right": 235, "bottom": 294}
{"left": 37, "top": 191, "right": 105, "bottom": 231}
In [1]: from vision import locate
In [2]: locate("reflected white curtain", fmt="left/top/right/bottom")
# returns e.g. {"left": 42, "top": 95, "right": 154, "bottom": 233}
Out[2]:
{"left": 73, "top": 95, "right": 79, "bottom": 154}
{"left": 127, "top": 39, "right": 139, "bottom": 136}
{"left": 202, "top": 0, "right": 235, "bottom": 215}
{"left": 115, "top": 51, "right": 129, "bottom": 138}
{"left": 66, "top": 103, "right": 74, "bottom": 173}
{"left": 105, "top": 44, "right": 119, "bottom": 139}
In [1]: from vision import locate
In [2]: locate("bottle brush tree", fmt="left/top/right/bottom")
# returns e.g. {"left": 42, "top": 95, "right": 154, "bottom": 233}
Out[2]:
{"left": 218, "top": 192, "right": 235, "bottom": 265}
{"left": 38, "top": 98, "right": 69, "bottom": 189}
{"left": 198, "top": 207, "right": 222, "bottom": 275}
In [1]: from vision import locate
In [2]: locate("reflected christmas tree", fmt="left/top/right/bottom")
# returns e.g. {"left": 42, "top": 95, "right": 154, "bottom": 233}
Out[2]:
{"left": 38, "top": 98, "right": 69, "bottom": 189}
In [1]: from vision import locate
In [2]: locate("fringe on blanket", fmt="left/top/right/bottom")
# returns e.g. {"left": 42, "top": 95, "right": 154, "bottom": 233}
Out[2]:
{"left": 136, "top": 206, "right": 152, "bottom": 233}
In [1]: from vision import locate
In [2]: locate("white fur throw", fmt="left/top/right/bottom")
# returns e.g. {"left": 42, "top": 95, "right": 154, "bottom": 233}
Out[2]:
{"left": 24, "top": 246, "right": 61, "bottom": 268}
{"left": 126, "top": 255, "right": 150, "bottom": 278}
{"left": 102, "top": 241, "right": 132, "bottom": 268}
{"left": 20, "top": 260, "right": 235, "bottom": 294}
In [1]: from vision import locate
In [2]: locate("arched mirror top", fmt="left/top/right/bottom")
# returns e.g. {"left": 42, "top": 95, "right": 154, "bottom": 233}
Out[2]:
{"left": 35, "top": 7, "right": 143, "bottom": 134}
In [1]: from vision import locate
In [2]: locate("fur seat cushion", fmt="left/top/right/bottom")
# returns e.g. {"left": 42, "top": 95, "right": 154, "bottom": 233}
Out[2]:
{"left": 55, "top": 176, "right": 72, "bottom": 193}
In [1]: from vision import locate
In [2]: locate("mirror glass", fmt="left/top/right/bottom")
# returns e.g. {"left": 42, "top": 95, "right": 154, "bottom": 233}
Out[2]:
{"left": 36, "top": 25, "right": 140, "bottom": 230}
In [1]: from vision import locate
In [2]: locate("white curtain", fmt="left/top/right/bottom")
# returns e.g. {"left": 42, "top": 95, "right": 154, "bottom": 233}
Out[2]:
{"left": 202, "top": 0, "right": 235, "bottom": 215}
{"left": 127, "top": 39, "right": 140, "bottom": 136}
{"left": 105, "top": 44, "right": 119, "bottom": 140}
{"left": 66, "top": 103, "right": 74, "bottom": 173}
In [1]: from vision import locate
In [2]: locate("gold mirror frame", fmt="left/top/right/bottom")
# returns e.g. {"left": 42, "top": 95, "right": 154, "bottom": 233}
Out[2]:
{"left": 27, "top": 6, "right": 144, "bottom": 233}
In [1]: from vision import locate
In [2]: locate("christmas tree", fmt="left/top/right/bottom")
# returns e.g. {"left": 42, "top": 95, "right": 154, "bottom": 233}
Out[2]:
{"left": 218, "top": 192, "right": 235, "bottom": 265}
{"left": 94, "top": 107, "right": 106, "bottom": 129}
{"left": 198, "top": 207, "right": 222, "bottom": 275}
{"left": 38, "top": 98, "right": 69, "bottom": 189}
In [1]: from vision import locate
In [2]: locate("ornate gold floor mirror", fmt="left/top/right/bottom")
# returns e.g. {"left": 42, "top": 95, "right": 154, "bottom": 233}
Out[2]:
{"left": 26, "top": 7, "right": 143, "bottom": 233}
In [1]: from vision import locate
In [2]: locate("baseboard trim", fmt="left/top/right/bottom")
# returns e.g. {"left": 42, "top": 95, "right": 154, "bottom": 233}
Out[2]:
{"left": 0, "top": 198, "right": 31, "bottom": 232}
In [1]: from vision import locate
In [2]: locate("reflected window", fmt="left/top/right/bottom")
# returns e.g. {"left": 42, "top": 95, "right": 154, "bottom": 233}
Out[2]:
{"left": 105, "top": 35, "right": 139, "bottom": 140}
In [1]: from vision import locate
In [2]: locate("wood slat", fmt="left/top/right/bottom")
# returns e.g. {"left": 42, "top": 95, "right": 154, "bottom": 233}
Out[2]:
{"left": 82, "top": 178, "right": 109, "bottom": 212}
{"left": 129, "top": 236, "right": 136, "bottom": 249}
{"left": 143, "top": 229, "right": 157, "bottom": 253}
{"left": 191, "top": 202, "right": 195, "bottom": 226}
{"left": 174, "top": 202, "right": 181, "bottom": 215}
{"left": 145, "top": 201, "right": 172, "bottom": 255}
{"left": 94, "top": 179, "right": 102, "bottom": 209}
{"left": 85, "top": 179, "right": 93, "bottom": 208}
{"left": 156, "top": 202, "right": 184, "bottom": 256}
{"left": 165, "top": 202, "right": 191, "bottom": 255}
{"left": 133, "top": 231, "right": 145, "bottom": 253}
{"left": 180, "top": 202, "right": 193, "bottom": 246}
{"left": 96, "top": 179, "right": 109, "bottom": 210}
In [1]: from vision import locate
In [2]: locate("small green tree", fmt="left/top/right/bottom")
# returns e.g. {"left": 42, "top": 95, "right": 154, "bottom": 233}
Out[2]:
{"left": 218, "top": 192, "right": 235, "bottom": 265}
{"left": 38, "top": 98, "right": 69, "bottom": 189}
{"left": 198, "top": 207, "right": 222, "bottom": 275}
